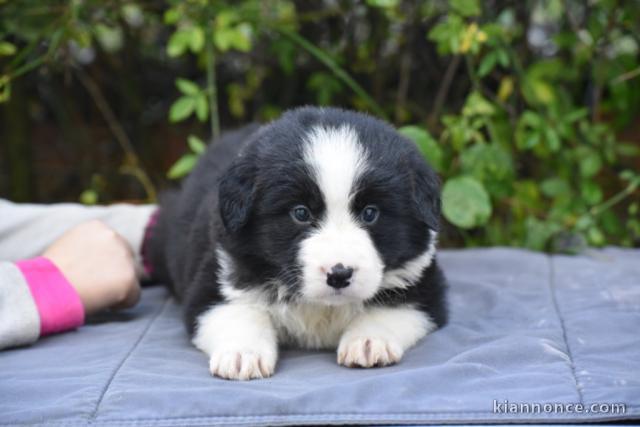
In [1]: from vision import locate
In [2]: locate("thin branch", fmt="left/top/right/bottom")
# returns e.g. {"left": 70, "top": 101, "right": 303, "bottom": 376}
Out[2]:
{"left": 75, "top": 67, "right": 157, "bottom": 202}
{"left": 278, "top": 28, "right": 387, "bottom": 119}
{"left": 205, "top": 20, "right": 220, "bottom": 140}
{"left": 589, "top": 181, "right": 639, "bottom": 217}
{"left": 611, "top": 67, "right": 640, "bottom": 85}
{"left": 428, "top": 55, "right": 461, "bottom": 127}
{"left": 591, "top": 9, "right": 617, "bottom": 122}
{"left": 8, "top": 28, "right": 64, "bottom": 81}
{"left": 395, "top": 47, "right": 412, "bottom": 123}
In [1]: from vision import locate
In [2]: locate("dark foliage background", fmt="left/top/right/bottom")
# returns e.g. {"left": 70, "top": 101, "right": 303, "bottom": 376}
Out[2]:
{"left": 1, "top": 0, "right": 639, "bottom": 251}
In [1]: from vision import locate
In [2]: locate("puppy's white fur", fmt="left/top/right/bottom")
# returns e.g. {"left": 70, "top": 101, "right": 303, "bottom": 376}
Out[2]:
{"left": 194, "top": 298, "right": 435, "bottom": 378}
{"left": 337, "top": 306, "right": 436, "bottom": 367}
{"left": 215, "top": 247, "right": 365, "bottom": 348}
{"left": 192, "top": 303, "right": 278, "bottom": 380}
{"left": 299, "top": 125, "right": 384, "bottom": 304}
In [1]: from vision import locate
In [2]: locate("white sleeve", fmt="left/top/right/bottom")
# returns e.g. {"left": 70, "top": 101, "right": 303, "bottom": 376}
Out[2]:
{"left": 0, "top": 262, "right": 40, "bottom": 349}
{"left": 0, "top": 199, "right": 156, "bottom": 275}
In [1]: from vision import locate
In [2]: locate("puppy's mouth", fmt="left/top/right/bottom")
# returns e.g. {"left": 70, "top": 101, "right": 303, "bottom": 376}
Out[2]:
{"left": 301, "top": 281, "right": 381, "bottom": 306}
{"left": 307, "top": 294, "right": 360, "bottom": 306}
{"left": 317, "top": 290, "right": 357, "bottom": 305}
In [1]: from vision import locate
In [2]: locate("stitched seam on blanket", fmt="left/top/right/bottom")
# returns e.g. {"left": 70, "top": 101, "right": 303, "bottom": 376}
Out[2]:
{"left": 547, "top": 255, "right": 584, "bottom": 405}
{"left": 91, "top": 410, "right": 640, "bottom": 422}
{"left": 86, "top": 405, "right": 640, "bottom": 422}
{"left": 9, "top": 408, "right": 636, "bottom": 427}
{"left": 88, "top": 296, "right": 170, "bottom": 422}
{"left": 3, "top": 406, "right": 639, "bottom": 426}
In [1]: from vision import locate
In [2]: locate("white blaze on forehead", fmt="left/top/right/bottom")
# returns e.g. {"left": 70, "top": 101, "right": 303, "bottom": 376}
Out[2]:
{"left": 299, "top": 125, "right": 384, "bottom": 303}
{"left": 303, "top": 125, "right": 367, "bottom": 217}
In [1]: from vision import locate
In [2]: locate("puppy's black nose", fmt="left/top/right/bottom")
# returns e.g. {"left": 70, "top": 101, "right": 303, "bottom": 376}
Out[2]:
{"left": 326, "top": 263, "right": 353, "bottom": 289}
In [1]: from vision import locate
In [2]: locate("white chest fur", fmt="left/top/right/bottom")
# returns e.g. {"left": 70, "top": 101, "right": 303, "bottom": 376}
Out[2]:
{"left": 266, "top": 302, "right": 364, "bottom": 349}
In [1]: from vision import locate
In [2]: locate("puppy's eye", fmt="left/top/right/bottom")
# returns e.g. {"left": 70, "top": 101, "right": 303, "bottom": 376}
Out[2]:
{"left": 360, "top": 205, "right": 379, "bottom": 224}
{"left": 291, "top": 205, "right": 312, "bottom": 224}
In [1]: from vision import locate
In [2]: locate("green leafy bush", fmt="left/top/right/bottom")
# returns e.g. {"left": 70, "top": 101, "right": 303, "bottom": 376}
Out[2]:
{"left": 414, "top": 0, "right": 640, "bottom": 250}
{"left": 1, "top": 0, "right": 638, "bottom": 251}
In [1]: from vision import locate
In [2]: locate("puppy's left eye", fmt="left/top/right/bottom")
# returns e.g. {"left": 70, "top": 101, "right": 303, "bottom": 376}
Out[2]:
{"left": 360, "top": 205, "right": 379, "bottom": 224}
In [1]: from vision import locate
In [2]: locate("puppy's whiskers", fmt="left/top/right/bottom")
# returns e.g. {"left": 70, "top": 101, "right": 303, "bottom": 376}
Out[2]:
{"left": 270, "top": 266, "right": 302, "bottom": 302}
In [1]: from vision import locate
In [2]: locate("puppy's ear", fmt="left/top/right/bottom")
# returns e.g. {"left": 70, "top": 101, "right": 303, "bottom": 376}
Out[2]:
{"left": 218, "top": 158, "right": 256, "bottom": 233}
{"left": 411, "top": 158, "right": 441, "bottom": 231}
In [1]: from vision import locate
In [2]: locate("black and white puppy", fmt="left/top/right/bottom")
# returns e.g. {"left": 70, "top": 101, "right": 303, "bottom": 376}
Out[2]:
{"left": 150, "top": 107, "right": 447, "bottom": 380}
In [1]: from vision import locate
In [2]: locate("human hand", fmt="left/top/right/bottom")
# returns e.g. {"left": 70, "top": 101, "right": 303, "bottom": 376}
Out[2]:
{"left": 43, "top": 220, "right": 140, "bottom": 315}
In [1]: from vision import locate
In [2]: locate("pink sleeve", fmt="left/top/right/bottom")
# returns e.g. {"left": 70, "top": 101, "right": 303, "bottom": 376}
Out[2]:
{"left": 15, "top": 257, "right": 85, "bottom": 336}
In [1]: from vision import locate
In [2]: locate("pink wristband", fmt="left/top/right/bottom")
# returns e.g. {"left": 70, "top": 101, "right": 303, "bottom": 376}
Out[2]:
{"left": 141, "top": 209, "right": 160, "bottom": 277}
{"left": 16, "top": 257, "right": 85, "bottom": 336}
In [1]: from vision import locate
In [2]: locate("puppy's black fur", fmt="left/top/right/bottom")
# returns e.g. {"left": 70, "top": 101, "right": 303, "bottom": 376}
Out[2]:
{"left": 150, "top": 107, "right": 447, "bottom": 336}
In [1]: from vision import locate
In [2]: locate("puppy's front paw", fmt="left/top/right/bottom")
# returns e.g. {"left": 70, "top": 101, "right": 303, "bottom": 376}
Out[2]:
{"left": 209, "top": 349, "right": 276, "bottom": 380}
{"left": 337, "top": 337, "right": 403, "bottom": 368}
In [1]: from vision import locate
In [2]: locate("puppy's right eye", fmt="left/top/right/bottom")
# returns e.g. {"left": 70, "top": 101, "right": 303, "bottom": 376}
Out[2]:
{"left": 291, "top": 205, "right": 312, "bottom": 224}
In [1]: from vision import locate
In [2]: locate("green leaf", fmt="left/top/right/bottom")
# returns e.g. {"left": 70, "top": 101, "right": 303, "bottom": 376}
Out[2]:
{"left": 121, "top": 4, "right": 143, "bottom": 26}
{"left": 460, "top": 143, "right": 513, "bottom": 197}
{"left": 541, "top": 177, "right": 570, "bottom": 197}
{"left": 214, "top": 23, "right": 252, "bottom": 52}
{"left": 462, "top": 91, "right": 495, "bottom": 116}
{"left": 167, "top": 154, "right": 197, "bottom": 179}
{"left": 189, "top": 26, "right": 205, "bottom": 53}
{"left": 0, "top": 75, "right": 11, "bottom": 103}
{"left": 581, "top": 180, "right": 603, "bottom": 205}
{"left": 188, "top": 135, "right": 206, "bottom": 154}
{"left": 601, "top": 210, "right": 623, "bottom": 235}
{"left": 0, "top": 41, "right": 17, "bottom": 56}
{"left": 450, "top": 0, "right": 481, "bottom": 16}
{"left": 587, "top": 227, "right": 605, "bottom": 246}
{"left": 195, "top": 95, "right": 208, "bottom": 122}
{"left": 575, "top": 215, "right": 593, "bottom": 231}
{"left": 94, "top": 24, "right": 123, "bottom": 53}
{"left": 366, "top": 0, "right": 399, "bottom": 8}
{"left": 620, "top": 169, "right": 639, "bottom": 182}
{"left": 232, "top": 23, "right": 253, "bottom": 52}
{"left": 167, "top": 30, "right": 190, "bottom": 57}
{"left": 427, "top": 15, "right": 465, "bottom": 55}
{"left": 227, "top": 83, "right": 246, "bottom": 118}
{"left": 578, "top": 149, "right": 602, "bottom": 177}
{"left": 79, "top": 189, "right": 98, "bottom": 205}
{"left": 564, "top": 108, "right": 588, "bottom": 123}
{"left": 496, "top": 48, "right": 509, "bottom": 66}
{"left": 524, "top": 78, "right": 556, "bottom": 105}
{"left": 442, "top": 176, "right": 492, "bottom": 229}
{"left": 176, "top": 78, "right": 200, "bottom": 96}
{"left": 544, "top": 127, "right": 561, "bottom": 151}
{"left": 70, "top": 28, "right": 92, "bottom": 48}
{"left": 169, "top": 96, "right": 195, "bottom": 122}
{"left": 478, "top": 51, "right": 498, "bottom": 77}
{"left": 399, "top": 126, "right": 444, "bottom": 172}
{"left": 524, "top": 216, "right": 559, "bottom": 251}
{"left": 515, "top": 111, "right": 542, "bottom": 150}
{"left": 164, "top": 8, "right": 181, "bottom": 24}
{"left": 216, "top": 10, "right": 238, "bottom": 28}
{"left": 616, "top": 143, "right": 640, "bottom": 157}
{"left": 271, "top": 39, "right": 296, "bottom": 75}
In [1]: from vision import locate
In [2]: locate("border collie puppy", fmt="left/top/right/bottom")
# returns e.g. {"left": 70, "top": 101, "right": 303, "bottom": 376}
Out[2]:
{"left": 150, "top": 107, "right": 447, "bottom": 380}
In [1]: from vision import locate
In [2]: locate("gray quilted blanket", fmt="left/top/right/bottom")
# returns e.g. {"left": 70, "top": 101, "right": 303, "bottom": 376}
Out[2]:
{"left": 1, "top": 248, "right": 638, "bottom": 426}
